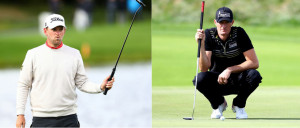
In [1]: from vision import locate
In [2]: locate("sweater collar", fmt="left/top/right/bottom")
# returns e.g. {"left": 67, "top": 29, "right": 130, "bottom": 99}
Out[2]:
{"left": 46, "top": 41, "right": 63, "bottom": 49}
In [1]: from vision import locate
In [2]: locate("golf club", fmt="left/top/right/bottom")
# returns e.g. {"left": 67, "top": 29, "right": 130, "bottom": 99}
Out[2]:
{"left": 104, "top": 0, "right": 146, "bottom": 95}
{"left": 183, "top": 0, "right": 205, "bottom": 120}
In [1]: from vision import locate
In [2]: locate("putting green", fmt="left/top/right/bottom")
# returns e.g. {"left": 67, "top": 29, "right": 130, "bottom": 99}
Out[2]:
{"left": 153, "top": 86, "right": 300, "bottom": 128}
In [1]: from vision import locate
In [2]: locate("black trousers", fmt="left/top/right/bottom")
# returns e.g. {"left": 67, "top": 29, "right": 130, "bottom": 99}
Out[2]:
{"left": 193, "top": 69, "right": 262, "bottom": 109}
{"left": 31, "top": 114, "right": 80, "bottom": 127}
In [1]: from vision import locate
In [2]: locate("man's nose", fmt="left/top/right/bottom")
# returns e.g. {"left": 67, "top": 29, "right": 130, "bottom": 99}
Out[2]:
{"left": 221, "top": 24, "right": 226, "bottom": 28}
{"left": 55, "top": 31, "right": 61, "bottom": 35}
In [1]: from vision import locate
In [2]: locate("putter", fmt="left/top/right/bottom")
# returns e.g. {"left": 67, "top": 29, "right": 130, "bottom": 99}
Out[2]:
{"left": 104, "top": 0, "right": 146, "bottom": 95}
{"left": 183, "top": 0, "right": 205, "bottom": 120}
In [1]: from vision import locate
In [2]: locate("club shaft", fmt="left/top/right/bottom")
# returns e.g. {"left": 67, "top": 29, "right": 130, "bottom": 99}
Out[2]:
{"left": 190, "top": 0, "right": 205, "bottom": 120}
{"left": 115, "top": 5, "right": 143, "bottom": 69}
{"left": 192, "top": 57, "right": 200, "bottom": 119}
{"left": 136, "top": 0, "right": 146, "bottom": 7}
{"left": 104, "top": 5, "right": 143, "bottom": 95}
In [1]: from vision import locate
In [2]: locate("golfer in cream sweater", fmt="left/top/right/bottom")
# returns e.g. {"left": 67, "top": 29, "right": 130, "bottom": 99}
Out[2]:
{"left": 16, "top": 14, "right": 115, "bottom": 127}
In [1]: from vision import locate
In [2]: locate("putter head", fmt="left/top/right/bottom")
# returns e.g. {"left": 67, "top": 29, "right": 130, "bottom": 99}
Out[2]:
{"left": 183, "top": 117, "right": 194, "bottom": 120}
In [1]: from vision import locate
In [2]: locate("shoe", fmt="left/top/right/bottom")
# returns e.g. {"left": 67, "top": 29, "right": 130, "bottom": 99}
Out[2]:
{"left": 211, "top": 100, "right": 227, "bottom": 119}
{"left": 232, "top": 106, "right": 248, "bottom": 119}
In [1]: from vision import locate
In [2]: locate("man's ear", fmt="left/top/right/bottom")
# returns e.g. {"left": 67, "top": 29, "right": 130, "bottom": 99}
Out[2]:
{"left": 43, "top": 28, "right": 47, "bottom": 36}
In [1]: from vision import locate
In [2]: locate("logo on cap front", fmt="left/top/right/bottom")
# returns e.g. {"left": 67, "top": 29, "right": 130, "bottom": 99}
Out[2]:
{"left": 218, "top": 11, "right": 230, "bottom": 18}
{"left": 50, "top": 17, "right": 64, "bottom": 23}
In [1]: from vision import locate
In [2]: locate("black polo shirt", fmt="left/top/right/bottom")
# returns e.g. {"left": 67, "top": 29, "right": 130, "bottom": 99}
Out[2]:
{"left": 205, "top": 26, "right": 253, "bottom": 72}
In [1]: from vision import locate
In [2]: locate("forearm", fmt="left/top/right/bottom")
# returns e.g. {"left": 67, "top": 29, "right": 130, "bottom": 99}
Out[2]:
{"left": 199, "top": 40, "right": 210, "bottom": 72}
{"left": 77, "top": 81, "right": 103, "bottom": 93}
{"left": 227, "top": 60, "right": 259, "bottom": 73}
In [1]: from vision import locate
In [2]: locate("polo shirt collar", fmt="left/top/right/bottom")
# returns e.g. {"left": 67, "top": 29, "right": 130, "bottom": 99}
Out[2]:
{"left": 214, "top": 28, "right": 232, "bottom": 41}
{"left": 46, "top": 41, "right": 63, "bottom": 49}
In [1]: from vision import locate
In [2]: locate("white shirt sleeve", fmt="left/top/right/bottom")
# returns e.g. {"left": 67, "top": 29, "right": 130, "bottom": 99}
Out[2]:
{"left": 16, "top": 50, "right": 33, "bottom": 115}
{"left": 74, "top": 50, "right": 103, "bottom": 93}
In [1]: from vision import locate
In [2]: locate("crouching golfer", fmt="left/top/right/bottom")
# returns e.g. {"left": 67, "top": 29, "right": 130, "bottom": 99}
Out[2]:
{"left": 194, "top": 7, "right": 262, "bottom": 119}
{"left": 16, "top": 14, "right": 115, "bottom": 127}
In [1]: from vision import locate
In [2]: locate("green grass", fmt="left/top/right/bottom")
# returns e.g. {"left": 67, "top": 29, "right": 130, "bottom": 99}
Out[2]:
{"left": 0, "top": 21, "right": 151, "bottom": 68}
{"left": 152, "top": 23, "right": 300, "bottom": 127}
{"left": 153, "top": 86, "right": 300, "bottom": 128}
{"left": 152, "top": 23, "right": 300, "bottom": 86}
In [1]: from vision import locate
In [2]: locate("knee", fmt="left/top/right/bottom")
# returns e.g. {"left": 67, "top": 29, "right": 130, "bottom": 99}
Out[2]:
{"left": 244, "top": 69, "right": 262, "bottom": 86}
{"left": 192, "top": 72, "right": 211, "bottom": 91}
{"left": 193, "top": 72, "right": 210, "bottom": 84}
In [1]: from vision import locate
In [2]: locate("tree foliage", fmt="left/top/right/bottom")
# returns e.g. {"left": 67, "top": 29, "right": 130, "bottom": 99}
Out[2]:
{"left": 152, "top": 0, "right": 300, "bottom": 26}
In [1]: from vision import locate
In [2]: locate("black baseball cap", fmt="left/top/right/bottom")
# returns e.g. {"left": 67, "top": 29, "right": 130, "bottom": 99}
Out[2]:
{"left": 215, "top": 7, "right": 233, "bottom": 23}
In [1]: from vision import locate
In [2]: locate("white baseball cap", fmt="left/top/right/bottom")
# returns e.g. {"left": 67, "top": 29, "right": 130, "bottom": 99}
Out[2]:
{"left": 44, "top": 14, "right": 66, "bottom": 29}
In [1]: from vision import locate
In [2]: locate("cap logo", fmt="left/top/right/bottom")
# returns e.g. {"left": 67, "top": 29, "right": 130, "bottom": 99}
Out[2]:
{"left": 218, "top": 11, "right": 230, "bottom": 18}
{"left": 50, "top": 17, "right": 64, "bottom": 23}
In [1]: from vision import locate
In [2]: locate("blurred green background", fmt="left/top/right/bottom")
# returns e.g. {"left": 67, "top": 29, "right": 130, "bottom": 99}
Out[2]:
{"left": 153, "top": 0, "right": 300, "bottom": 26}
{"left": 0, "top": 0, "right": 151, "bottom": 68}
{"left": 152, "top": 0, "right": 300, "bottom": 87}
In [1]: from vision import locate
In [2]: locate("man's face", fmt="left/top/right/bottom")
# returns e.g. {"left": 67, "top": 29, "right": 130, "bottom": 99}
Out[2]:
{"left": 44, "top": 26, "right": 65, "bottom": 45}
{"left": 214, "top": 20, "right": 234, "bottom": 36}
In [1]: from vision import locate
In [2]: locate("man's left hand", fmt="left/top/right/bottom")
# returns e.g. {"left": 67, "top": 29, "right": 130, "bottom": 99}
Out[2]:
{"left": 218, "top": 68, "right": 232, "bottom": 85}
{"left": 101, "top": 76, "right": 115, "bottom": 92}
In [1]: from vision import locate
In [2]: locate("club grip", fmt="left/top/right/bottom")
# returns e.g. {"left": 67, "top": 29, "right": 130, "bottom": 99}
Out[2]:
{"left": 201, "top": 1, "right": 205, "bottom": 13}
{"left": 198, "top": 1, "right": 205, "bottom": 58}
{"left": 200, "top": 1, "right": 205, "bottom": 29}
{"left": 103, "top": 68, "right": 116, "bottom": 95}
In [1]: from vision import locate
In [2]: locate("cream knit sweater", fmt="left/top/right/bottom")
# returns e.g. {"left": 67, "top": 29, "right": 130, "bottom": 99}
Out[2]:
{"left": 16, "top": 43, "right": 102, "bottom": 117}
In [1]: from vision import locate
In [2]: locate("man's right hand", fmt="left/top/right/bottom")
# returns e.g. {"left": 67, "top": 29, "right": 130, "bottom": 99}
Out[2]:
{"left": 195, "top": 29, "right": 205, "bottom": 43}
{"left": 16, "top": 115, "right": 25, "bottom": 128}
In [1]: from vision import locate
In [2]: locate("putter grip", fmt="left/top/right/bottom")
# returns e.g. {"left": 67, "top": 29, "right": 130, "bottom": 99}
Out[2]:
{"left": 103, "top": 68, "right": 116, "bottom": 95}
{"left": 200, "top": 1, "right": 205, "bottom": 29}
{"left": 201, "top": 1, "right": 205, "bottom": 13}
{"left": 198, "top": 1, "right": 205, "bottom": 58}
